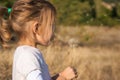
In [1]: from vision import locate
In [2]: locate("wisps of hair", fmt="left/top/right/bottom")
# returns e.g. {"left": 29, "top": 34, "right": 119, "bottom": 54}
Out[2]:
{"left": 0, "top": 7, "right": 11, "bottom": 48}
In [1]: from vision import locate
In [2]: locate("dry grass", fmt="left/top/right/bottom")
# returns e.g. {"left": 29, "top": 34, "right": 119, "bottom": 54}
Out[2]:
{"left": 41, "top": 45, "right": 120, "bottom": 80}
{"left": 0, "top": 26, "right": 120, "bottom": 80}
{"left": 0, "top": 48, "right": 14, "bottom": 80}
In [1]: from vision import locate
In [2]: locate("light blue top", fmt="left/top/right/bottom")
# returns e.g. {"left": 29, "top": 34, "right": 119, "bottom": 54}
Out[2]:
{"left": 12, "top": 45, "right": 51, "bottom": 80}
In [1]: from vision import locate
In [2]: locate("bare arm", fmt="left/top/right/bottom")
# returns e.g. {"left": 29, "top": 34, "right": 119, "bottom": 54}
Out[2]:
{"left": 26, "top": 67, "right": 77, "bottom": 80}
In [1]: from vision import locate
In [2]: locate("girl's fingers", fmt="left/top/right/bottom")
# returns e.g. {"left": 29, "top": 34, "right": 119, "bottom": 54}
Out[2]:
{"left": 71, "top": 67, "right": 77, "bottom": 75}
{"left": 71, "top": 67, "right": 78, "bottom": 79}
{"left": 75, "top": 74, "right": 78, "bottom": 78}
{"left": 64, "top": 66, "right": 78, "bottom": 79}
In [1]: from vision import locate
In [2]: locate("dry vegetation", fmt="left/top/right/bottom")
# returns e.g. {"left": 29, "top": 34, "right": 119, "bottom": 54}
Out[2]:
{"left": 0, "top": 26, "right": 120, "bottom": 80}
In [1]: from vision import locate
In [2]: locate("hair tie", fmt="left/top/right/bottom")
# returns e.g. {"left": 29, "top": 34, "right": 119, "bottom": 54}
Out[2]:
{"left": 8, "top": 8, "right": 12, "bottom": 14}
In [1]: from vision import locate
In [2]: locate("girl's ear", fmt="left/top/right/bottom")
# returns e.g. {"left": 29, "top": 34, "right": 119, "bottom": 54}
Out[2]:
{"left": 32, "top": 21, "right": 39, "bottom": 34}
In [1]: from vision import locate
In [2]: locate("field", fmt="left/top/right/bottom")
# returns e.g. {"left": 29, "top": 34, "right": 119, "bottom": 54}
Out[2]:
{"left": 0, "top": 26, "right": 120, "bottom": 80}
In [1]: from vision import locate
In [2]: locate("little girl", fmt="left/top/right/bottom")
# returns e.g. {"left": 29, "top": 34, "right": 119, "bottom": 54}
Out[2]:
{"left": 1, "top": 0, "right": 77, "bottom": 80}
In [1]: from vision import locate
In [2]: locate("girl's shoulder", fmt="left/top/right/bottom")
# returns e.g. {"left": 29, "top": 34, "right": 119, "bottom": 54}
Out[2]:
{"left": 14, "top": 45, "right": 42, "bottom": 59}
{"left": 16, "top": 45, "right": 40, "bottom": 53}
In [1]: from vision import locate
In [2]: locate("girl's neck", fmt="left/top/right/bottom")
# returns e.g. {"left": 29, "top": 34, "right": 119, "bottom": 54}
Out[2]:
{"left": 18, "top": 37, "right": 37, "bottom": 48}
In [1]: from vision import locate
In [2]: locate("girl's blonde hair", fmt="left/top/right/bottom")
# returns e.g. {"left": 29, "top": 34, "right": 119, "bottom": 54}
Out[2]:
{"left": 0, "top": 7, "right": 11, "bottom": 48}
{"left": 0, "top": 0, "right": 56, "bottom": 47}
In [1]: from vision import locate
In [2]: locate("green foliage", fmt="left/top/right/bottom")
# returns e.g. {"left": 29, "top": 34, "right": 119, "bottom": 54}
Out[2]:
{"left": 0, "top": 0, "right": 15, "bottom": 8}
{"left": 117, "top": 3, "right": 120, "bottom": 18}
{"left": 50, "top": 0, "right": 94, "bottom": 26}
{"left": 0, "top": 0, "right": 120, "bottom": 26}
{"left": 50, "top": 0, "right": 120, "bottom": 26}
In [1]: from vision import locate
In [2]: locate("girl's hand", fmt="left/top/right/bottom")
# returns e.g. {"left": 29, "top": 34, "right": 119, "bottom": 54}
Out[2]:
{"left": 59, "top": 67, "right": 77, "bottom": 80}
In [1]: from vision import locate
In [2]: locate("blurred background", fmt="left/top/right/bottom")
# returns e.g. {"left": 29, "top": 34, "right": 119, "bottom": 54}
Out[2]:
{"left": 1, "top": 0, "right": 120, "bottom": 26}
{"left": 0, "top": 0, "right": 120, "bottom": 80}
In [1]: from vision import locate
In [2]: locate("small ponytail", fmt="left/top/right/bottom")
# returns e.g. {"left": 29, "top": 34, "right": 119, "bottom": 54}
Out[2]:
{"left": 0, "top": 7, "right": 11, "bottom": 48}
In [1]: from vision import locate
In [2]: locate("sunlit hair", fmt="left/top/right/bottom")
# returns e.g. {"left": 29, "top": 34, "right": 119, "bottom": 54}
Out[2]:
{"left": 0, "top": 7, "right": 11, "bottom": 48}
{"left": 9, "top": 0, "right": 56, "bottom": 43}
